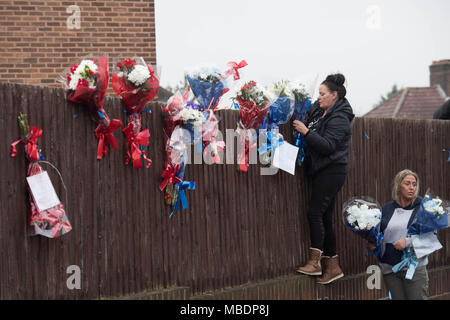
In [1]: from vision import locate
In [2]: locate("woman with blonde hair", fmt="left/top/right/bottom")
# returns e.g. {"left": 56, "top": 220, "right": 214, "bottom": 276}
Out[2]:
{"left": 368, "top": 169, "right": 430, "bottom": 300}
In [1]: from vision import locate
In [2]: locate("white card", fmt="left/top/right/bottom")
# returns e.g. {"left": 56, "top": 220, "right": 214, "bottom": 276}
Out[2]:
{"left": 272, "top": 141, "right": 299, "bottom": 175}
{"left": 26, "top": 171, "right": 61, "bottom": 211}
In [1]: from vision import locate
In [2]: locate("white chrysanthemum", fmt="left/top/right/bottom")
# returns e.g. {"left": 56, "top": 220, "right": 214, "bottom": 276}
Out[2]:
{"left": 127, "top": 65, "right": 150, "bottom": 86}
{"left": 68, "top": 59, "right": 98, "bottom": 90}
{"left": 346, "top": 203, "right": 381, "bottom": 231}
{"left": 78, "top": 60, "right": 98, "bottom": 73}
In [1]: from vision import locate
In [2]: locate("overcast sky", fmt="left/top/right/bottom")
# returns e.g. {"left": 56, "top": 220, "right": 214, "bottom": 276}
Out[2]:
{"left": 155, "top": 0, "right": 450, "bottom": 116}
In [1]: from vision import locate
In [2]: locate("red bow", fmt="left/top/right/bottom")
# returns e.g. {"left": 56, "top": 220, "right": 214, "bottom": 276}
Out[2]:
{"left": 50, "top": 220, "right": 72, "bottom": 238}
{"left": 122, "top": 123, "right": 152, "bottom": 170}
{"left": 226, "top": 60, "right": 248, "bottom": 80}
{"left": 160, "top": 163, "right": 182, "bottom": 191}
{"left": 10, "top": 126, "right": 42, "bottom": 162}
{"left": 95, "top": 119, "right": 122, "bottom": 160}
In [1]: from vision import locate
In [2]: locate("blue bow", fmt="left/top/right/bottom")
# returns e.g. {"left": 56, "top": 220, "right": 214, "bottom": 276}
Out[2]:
{"left": 392, "top": 247, "right": 419, "bottom": 280}
{"left": 169, "top": 181, "right": 196, "bottom": 219}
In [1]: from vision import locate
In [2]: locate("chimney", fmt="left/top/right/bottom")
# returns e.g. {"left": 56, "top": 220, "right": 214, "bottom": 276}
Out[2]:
{"left": 430, "top": 59, "right": 450, "bottom": 96}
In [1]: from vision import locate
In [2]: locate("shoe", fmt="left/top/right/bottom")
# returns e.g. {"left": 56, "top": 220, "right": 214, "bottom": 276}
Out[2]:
{"left": 316, "top": 255, "right": 344, "bottom": 284}
{"left": 296, "top": 248, "right": 322, "bottom": 276}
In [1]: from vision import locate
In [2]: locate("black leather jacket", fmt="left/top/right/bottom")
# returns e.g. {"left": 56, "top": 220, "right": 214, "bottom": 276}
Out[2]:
{"left": 303, "top": 98, "right": 355, "bottom": 176}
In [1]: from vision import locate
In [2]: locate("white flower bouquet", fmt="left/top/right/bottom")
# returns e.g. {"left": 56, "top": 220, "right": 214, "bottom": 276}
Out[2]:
{"left": 343, "top": 197, "right": 383, "bottom": 259}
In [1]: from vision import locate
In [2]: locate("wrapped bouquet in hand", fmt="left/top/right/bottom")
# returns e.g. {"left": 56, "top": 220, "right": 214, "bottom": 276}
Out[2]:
{"left": 10, "top": 113, "right": 72, "bottom": 238}
{"left": 343, "top": 197, "right": 383, "bottom": 259}
{"left": 392, "top": 190, "right": 449, "bottom": 279}
{"left": 62, "top": 56, "right": 122, "bottom": 160}
{"left": 234, "top": 81, "right": 273, "bottom": 172}
{"left": 112, "top": 57, "right": 159, "bottom": 170}
{"left": 291, "top": 82, "right": 312, "bottom": 165}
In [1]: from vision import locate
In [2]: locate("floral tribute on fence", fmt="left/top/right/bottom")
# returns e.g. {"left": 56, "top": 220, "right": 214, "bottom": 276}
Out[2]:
{"left": 62, "top": 56, "right": 122, "bottom": 160}
{"left": 10, "top": 113, "right": 72, "bottom": 238}
{"left": 112, "top": 57, "right": 160, "bottom": 170}
{"left": 160, "top": 90, "right": 200, "bottom": 218}
{"left": 233, "top": 80, "right": 273, "bottom": 172}
{"left": 185, "top": 60, "right": 247, "bottom": 164}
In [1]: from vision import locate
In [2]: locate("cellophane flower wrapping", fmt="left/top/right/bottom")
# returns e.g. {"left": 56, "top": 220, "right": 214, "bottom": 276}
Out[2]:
{"left": 234, "top": 81, "right": 272, "bottom": 172}
{"left": 258, "top": 80, "right": 295, "bottom": 162}
{"left": 408, "top": 189, "right": 449, "bottom": 236}
{"left": 185, "top": 60, "right": 247, "bottom": 111}
{"left": 112, "top": 57, "right": 160, "bottom": 169}
{"left": 11, "top": 114, "right": 72, "bottom": 238}
{"left": 291, "top": 82, "right": 312, "bottom": 165}
{"left": 161, "top": 91, "right": 199, "bottom": 215}
{"left": 185, "top": 61, "right": 247, "bottom": 163}
{"left": 61, "top": 56, "right": 122, "bottom": 160}
{"left": 343, "top": 197, "right": 383, "bottom": 257}
{"left": 392, "top": 190, "right": 449, "bottom": 279}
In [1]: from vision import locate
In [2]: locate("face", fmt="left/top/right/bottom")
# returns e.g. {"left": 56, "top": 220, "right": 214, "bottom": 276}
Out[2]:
{"left": 399, "top": 175, "right": 417, "bottom": 202}
{"left": 318, "top": 84, "right": 338, "bottom": 110}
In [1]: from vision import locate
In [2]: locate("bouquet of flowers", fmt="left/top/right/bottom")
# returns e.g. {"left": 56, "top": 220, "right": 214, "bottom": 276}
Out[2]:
{"left": 185, "top": 60, "right": 247, "bottom": 111}
{"left": 392, "top": 190, "right": 449, "bottom": 279}
{"left": 10, "top": 113, "right": 72, "bottom": 238}
{"left": 343, "top": 197, "right": 383, "bottom": 259}
{"left": 185, "top": 61, "right": 247, "bottom": 163}
{"left": 112, "top": 57, "right": 159, "bottom": 170}
{"left": 291, "top": 82, "right": 312, "bottom": 165}
{"left": 63, "top": 56, "right": 122, "bottom": 160}
{"left": 234, "top": 81, "right": 272, "bottom": 172}
{"left": 258, "top": 80, "right": 295, "bottom": 163}
{"left": 160, "top": 91, "right": 198, "bottom": 218}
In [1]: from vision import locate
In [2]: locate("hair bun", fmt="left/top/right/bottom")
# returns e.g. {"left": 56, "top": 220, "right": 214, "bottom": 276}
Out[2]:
{"left": 326, "top": 73, "right": 345, "bottom": 87}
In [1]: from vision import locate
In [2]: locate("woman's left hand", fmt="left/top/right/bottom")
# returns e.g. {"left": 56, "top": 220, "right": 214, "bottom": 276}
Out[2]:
{"left": 393, "top": 238, "right": 407, "bottom": 250}
{"left": 293, "top": 120, "right": 309, "bottom": 135}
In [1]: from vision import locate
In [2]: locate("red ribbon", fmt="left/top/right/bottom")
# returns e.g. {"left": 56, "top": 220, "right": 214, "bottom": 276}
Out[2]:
{"left": 226, "top": 60, "right": 248, "bottom": 80}
{"left": 10, "top": 126, "right": 42, "bottom": 162}
{"left": 159, "top": 163, "right": 182, "bottom": 191}
{"left": 95, "top": 119, "right": 122, "bottom": 160}
{"left": 122, "top": 123, "right": 152, "bottom": 170}
{"left": 238, "top": 133, "right": 257, "bottom": 172}
{"left": 50, "top": 220, "right": 72, "bottom": 238}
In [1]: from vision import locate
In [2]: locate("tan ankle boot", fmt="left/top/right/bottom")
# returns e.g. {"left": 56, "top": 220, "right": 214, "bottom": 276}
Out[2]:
{"left": 316, "top": 255, "right": 344, "bottom": 284}
{"left": 296, "top": 248, "right": 322, "bottom": 276}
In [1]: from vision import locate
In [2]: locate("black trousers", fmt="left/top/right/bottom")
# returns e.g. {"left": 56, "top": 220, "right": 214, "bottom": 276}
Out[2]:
{"left": 307, "top": 166, "right": 346, "bottom": 257}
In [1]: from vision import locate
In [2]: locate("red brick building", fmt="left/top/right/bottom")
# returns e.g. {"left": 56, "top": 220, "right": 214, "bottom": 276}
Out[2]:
{"left": 0, "top": 0, "right": 157, "bottom": 88}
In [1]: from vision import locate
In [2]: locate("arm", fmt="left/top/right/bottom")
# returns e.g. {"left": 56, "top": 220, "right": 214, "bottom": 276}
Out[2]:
{"left": 304, "top": 114, "right": 350, "bottom": 156}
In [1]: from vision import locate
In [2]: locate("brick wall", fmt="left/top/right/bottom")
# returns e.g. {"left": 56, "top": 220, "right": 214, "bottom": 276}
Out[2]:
{"left": 430, "top": 60, "right": 450, "bottom": 97}
{"left": 0, "top": 0, "right": 156, "bottom": 88}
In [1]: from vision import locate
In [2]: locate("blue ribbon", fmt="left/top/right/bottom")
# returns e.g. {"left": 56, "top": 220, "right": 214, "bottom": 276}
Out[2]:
{"left": 169, "top": 181, "right": 196, "bottom": 219}
{"left": 365, "top": 232, "right": 384, "bottom": 260}
{"left": 97, "top": 110, "right": 105, "bottom": 119}
{"left": 392, "top": 247, "right": 419, "bottom": 280}
{"left": 443, "top": 149, "right": 450, "bottom": 162}
{"left": 364, "top": 132, "right": 370, "bottom": 140}
{"left": 258, "top": 131, "right": 284, "bottom": 157}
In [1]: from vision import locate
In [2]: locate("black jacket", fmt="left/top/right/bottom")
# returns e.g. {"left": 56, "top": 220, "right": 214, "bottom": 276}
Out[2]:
{"left": 433, "top": 99, "right": 450, "bottom": 120}
{"left": 303, "top": 98, "right": 355, "bottom": 176}
{"left": 379, "top": 197, "right": 422, "bottom": 266}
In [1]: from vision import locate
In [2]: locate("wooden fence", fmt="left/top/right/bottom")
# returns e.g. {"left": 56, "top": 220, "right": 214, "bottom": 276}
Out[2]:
{"left": 0, "top": 82, "right": 449, "bottom": 299}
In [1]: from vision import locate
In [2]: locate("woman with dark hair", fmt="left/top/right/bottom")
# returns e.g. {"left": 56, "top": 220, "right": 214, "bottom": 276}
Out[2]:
{"left": 293, "top": 73, "right": 355, "bottom": 284}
